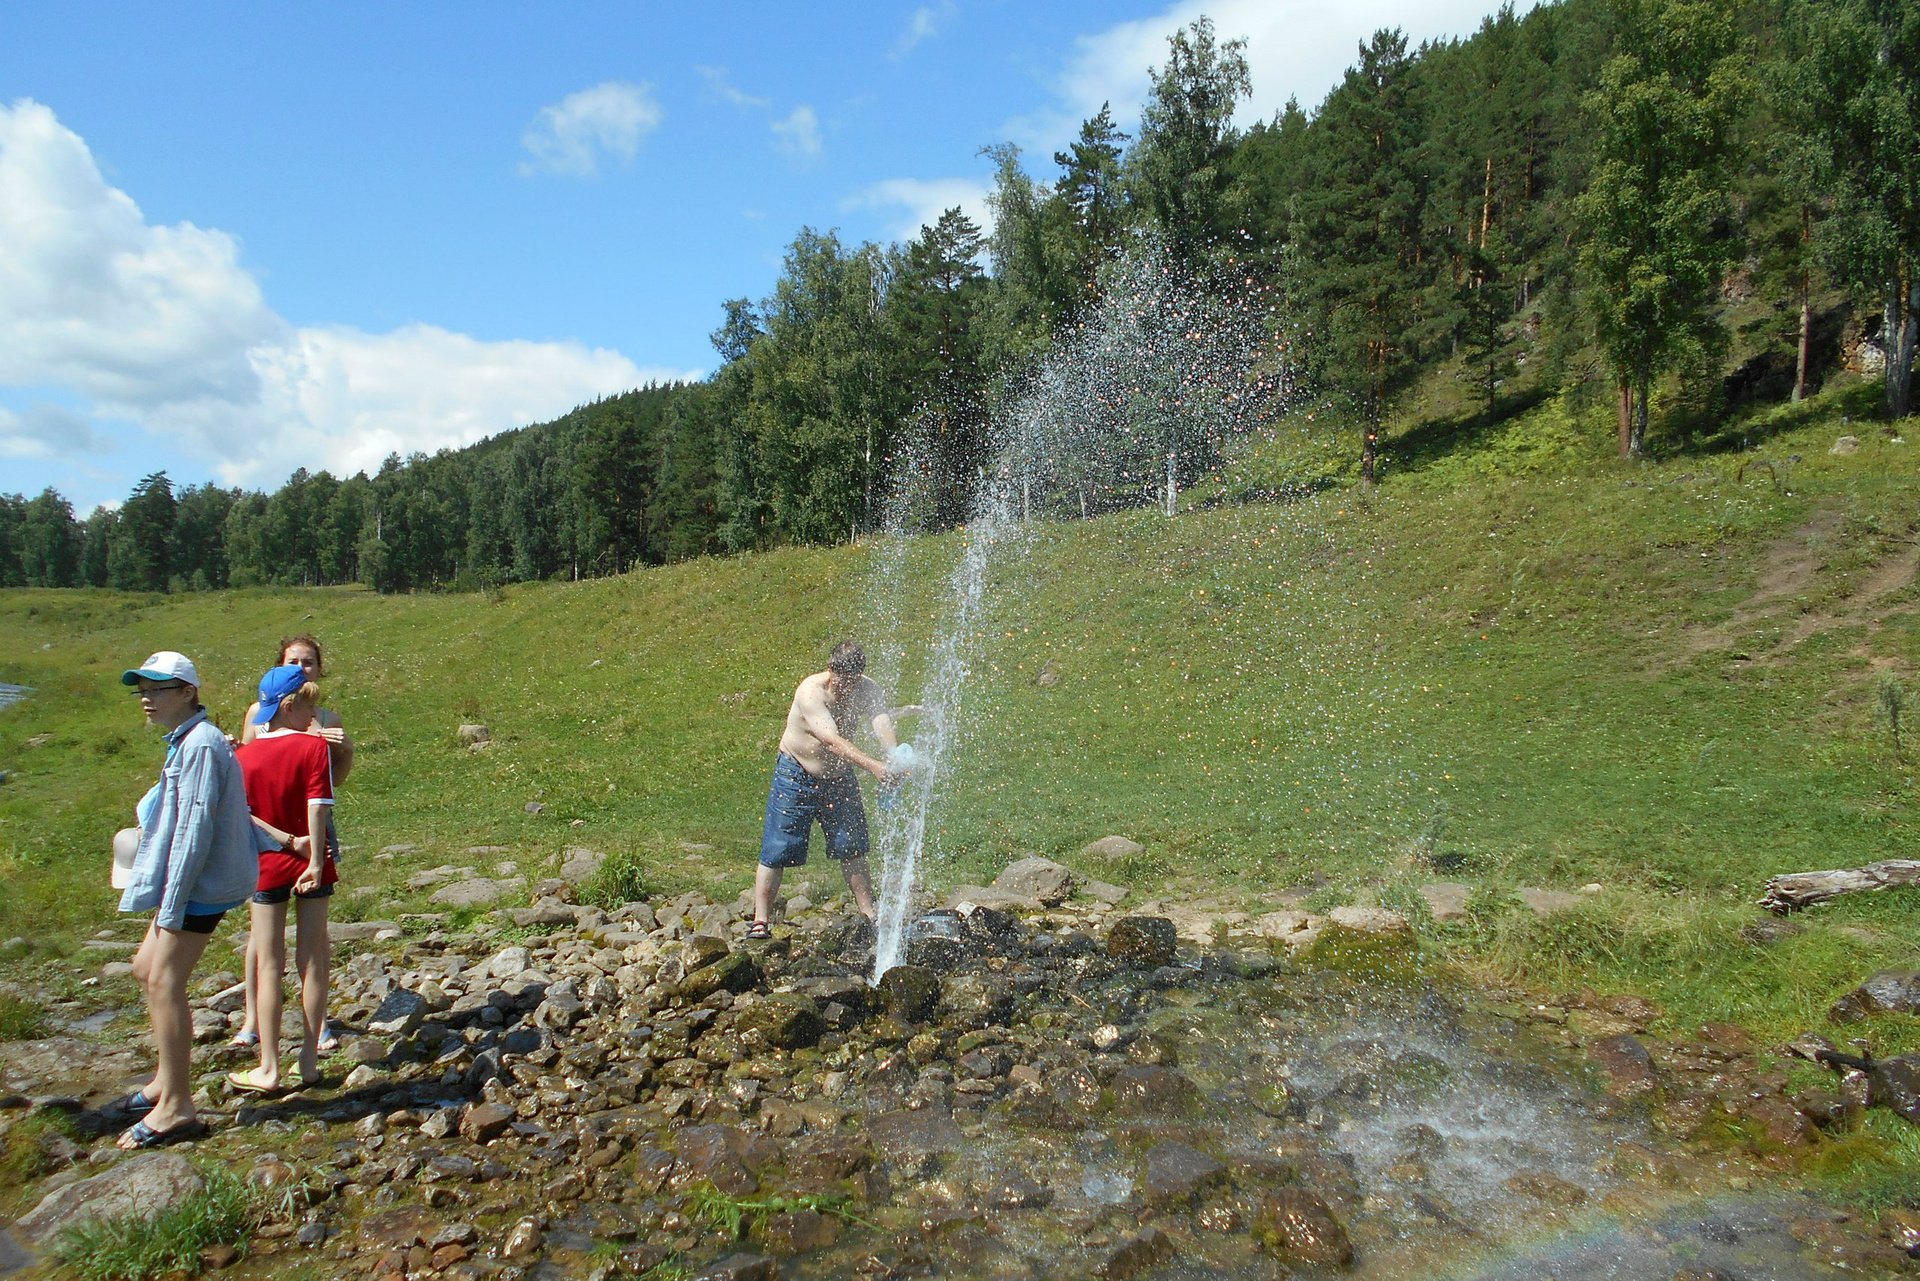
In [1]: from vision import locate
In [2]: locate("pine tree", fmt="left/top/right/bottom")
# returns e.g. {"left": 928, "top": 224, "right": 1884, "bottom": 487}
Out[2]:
{"left": 891, "top": 207, "right": 991, "bottom": 527}
{"left": 108, "top": 472, "right": 176, "bottom": 591}
{"left": 1129, "top": 17, "right": 1253, "bottom": 261}
{"left": 19, "top": 489, "right": 81, "bottom": 586}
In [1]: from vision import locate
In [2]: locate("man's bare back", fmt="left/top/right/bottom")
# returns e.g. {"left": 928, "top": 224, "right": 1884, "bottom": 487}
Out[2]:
{"left": 778, "top": 670, "right": 892, "bottom": 779}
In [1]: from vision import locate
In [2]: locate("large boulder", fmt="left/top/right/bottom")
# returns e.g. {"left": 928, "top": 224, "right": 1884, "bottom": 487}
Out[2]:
{"left": 429, "top": 877, "right": 523, "bottom": 909}
{"left": 14, "top": 1152, "right": 205, "bottom": 1246}
{"left": 991, "top": 858, "right": 1075, "bottom": 907}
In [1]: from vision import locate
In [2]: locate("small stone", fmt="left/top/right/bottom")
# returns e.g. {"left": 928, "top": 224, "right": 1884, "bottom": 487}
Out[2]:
{"left": 1831, "top": 435, "right": 1860, "bottom": 454}
{"left": 460, "top": 1102, "right": 513, "bottom": 1143}
{"left": 456, "top": 724, "right": 490, "bottom": 745}
{"left": 1588, "top": 1034, "right": 1659, "bottom": 1098}
{"left": 1084, "top": 880, "right": 1129, "bottom": 905}
{"left": 502, "top": 1218, "right": 542, "bottom": 1258}
{"left": 694, "top": 1255, "right": 778, "bottom": 1281}
{"left": 761, "top": 1209, "right": 842, "bottom": 1254}
{"left": 1327, "top": 905, "right": 1413, "bottom": 937}
{"left": 1081, "top": 835, "right": 1145, "bottom": 863}
{"left": 296, "top": 1221, "right": 329, "bottom": 1246}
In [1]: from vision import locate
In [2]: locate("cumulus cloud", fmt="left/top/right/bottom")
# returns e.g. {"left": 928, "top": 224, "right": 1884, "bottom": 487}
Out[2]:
{"left": 696, "top": 65, "right": 770, "bottom": 111}
{"left": 1013, "top": 0, "right": 1530, "bottom": 151}
{"left": 844, "top": 177, "right": 994, "bottom": 243}
{"left": 893, "top": 1, "right": 956, "bottom": 58}
{"left": 0, "top": 98, "right": 695, "bottom": 488}
{"left": 771, "top": 105, "right": 822, "bottom": 159}
{"left": 519, "top": 81, "right": 662, "bottom": 177}
{"left": 0, "top": 402, "right": 109, "bottom": 459}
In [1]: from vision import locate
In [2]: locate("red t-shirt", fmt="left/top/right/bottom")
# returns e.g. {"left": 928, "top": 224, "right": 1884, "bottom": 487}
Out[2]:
{"left": 236, "top": 729, "right": 337, "bottom": 892}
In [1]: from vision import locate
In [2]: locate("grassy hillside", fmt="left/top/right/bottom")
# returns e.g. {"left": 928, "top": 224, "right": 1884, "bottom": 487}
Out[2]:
{"left": 3, "top": 380, "right": 1918, "bottom": 1053}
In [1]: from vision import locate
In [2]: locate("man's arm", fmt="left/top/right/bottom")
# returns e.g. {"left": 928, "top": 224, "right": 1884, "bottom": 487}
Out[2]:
{"left": 797, "top": 686, "right": 889, "bottom": 780}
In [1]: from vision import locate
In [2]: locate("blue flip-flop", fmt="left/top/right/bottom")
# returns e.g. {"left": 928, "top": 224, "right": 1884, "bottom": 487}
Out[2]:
{"left": 119, "top": 1117, "right": 207, "bottom": 1149}
{"left": 118, "top": 1088, "right": 156, "bottom": 1115}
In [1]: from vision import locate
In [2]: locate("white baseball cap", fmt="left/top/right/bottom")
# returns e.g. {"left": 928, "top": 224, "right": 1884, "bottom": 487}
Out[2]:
{"left": 120, "top": 651, "right": 200, "bottom": 689}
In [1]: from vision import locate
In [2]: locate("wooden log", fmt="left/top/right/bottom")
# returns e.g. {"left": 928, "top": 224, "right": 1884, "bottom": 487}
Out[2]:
{"left": 1758, "top": 860, "right": 1920, "bottom": 914}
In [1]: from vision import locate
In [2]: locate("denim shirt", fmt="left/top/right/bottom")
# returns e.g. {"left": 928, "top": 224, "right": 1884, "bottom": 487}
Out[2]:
{"left": 118, "top": 710, "right": 258, "bottom": 929}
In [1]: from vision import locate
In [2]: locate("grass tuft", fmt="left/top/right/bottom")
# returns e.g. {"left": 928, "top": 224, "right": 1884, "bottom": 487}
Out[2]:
{"left": 685, "top": 1183, "right": 870, "bottom": 1240}
{"left": 0, "top": 994, "right": 47, "bottom": 1040}
{"left": 51, "top": 1165, "right": 262, "bottom": 1281}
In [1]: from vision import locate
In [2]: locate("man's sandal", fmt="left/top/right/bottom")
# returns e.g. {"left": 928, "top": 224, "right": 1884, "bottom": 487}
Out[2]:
{"left": 745, "top": 921, "right": 772, "bottom": 940}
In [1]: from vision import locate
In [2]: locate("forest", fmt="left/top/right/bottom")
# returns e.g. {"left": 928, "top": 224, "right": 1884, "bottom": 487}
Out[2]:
{"left": 3, "top": 0, "right": 1916, "bottom": 593}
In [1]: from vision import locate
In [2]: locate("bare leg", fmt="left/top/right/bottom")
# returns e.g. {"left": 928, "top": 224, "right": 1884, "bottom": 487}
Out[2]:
{"left": 840, "top": 857, "right": 876, "bottom": 919}
{"left": 121, "top": 922, "right": 212, "bottom": 1145}
{"left": 753, "top": 864, "right": 783, "bottom": 925}
{"left": 293, "top": 895, "right": 330, "bottom": 1083}
{"left": 238, "top": 901, "right": 288, "bottom": 1089}
{"left": 236, "top": 935, "right": 258, "bottom": 1038}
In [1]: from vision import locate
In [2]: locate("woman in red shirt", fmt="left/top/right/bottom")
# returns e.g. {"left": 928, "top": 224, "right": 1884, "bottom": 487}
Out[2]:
{"left": 230, "top": 664, "right": 336, "bottom": 1093}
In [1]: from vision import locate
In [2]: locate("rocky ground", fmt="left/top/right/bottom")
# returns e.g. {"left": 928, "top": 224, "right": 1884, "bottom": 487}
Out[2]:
{"left": 2, "top": 852, "right": 1918, "bottom": 1280}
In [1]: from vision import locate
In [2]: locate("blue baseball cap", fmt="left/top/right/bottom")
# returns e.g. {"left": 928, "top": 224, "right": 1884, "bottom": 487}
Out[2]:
{"left": 252, "top": 663, "right": 310, "bottom": 725}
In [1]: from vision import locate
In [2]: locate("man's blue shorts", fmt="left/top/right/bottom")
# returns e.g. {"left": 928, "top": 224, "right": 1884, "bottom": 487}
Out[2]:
{"left": 760, "top": 752, "right": 869, "bottom": 868}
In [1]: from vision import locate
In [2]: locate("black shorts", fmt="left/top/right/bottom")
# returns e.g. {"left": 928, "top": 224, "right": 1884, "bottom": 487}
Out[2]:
{"left": 251, "top": 883, "right": 335, "bottom": 905}
{"left": 179, "top": 911, "right": 226, "bottom": 935}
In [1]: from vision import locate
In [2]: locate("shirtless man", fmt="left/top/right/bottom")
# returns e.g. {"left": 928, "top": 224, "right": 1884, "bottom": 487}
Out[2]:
{"left": 750, "top": 641, "right": 899, "bottom": 936}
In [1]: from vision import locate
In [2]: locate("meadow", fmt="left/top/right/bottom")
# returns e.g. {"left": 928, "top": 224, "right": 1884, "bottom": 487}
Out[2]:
{"left": 3, "top": 380, "right": 1917, "bottom": 1057}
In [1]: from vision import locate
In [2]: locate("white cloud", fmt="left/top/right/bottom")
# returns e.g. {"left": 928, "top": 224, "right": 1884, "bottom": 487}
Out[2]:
{"left": 519, "top": 81, "right": 662, "bottom": 177}
{"left": 0, "top": 98, "right": 699, "bottom": 489}
{"left": 771, "top": 105, "right": 822, "bottom": 159}
{"left": 893, "top": 2, "right": 956, "bottom": 58}
{"left": 844, "top": 177, "right": 994, "bottom": 243}
{"left": 0, "top": 402, "right": 109, "bottom": 459}
{"left": 1012, "top": 0, "right": 1533, "bottom": 152}
{"left": 696, "top": 65, "right": 770, "bottom": 111}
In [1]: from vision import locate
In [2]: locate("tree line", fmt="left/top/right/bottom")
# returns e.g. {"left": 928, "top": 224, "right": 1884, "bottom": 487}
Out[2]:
{"left": 4, "top": 0, "right": 1915, "bottom": 592}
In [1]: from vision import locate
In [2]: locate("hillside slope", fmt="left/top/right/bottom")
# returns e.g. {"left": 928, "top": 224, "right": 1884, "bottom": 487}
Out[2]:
{"left": 2, "top": 385, "right": 1917, "bottom": 1046}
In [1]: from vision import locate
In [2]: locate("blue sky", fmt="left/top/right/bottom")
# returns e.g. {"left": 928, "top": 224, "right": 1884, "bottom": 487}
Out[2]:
{"left": 1, "top": 0, "right": 1520, "bottom": 511}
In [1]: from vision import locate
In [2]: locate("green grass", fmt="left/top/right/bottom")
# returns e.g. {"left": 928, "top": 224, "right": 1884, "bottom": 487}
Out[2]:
{"left": 3, "top": 379, "right": 1919, "bottom": 1056}
{"left": 685, "top": 1183, "right": 869, "bottom": 1239}
{"left": 50, "top": 1164, "right": 261, "bottom": 1281}
{"left": 0, "top": 993, "right": 48, "bottom": 1040}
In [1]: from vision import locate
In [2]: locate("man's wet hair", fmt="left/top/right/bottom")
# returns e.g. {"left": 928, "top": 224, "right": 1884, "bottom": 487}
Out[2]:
{"left": 828, "top": 641, "right": 866, "bottom": 676}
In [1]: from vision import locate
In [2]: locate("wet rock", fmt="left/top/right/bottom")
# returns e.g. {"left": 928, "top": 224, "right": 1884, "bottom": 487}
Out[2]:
{"left": 877, "top": 964, "right": 941, "bottom": 1023}
{"left": 1107, "top": 916, "right": 1177, "bottom": 967}
{"left": 787, "top": 1134, "right": 870, "bottom": 1183}
{"left": 1504, "top": 1170, "right": 1587, "bottom": 1207}
{"left": 682, "top": 934, "right": 732, "bottom": 972}
{"left": 1829, "top": 970, "right": 1920, "bottom": 1023}
{"left": 1253, "top": 1188, "right": 1354, "bottom": 1269}
{"left": 1741, "top": 1094, "right": 1818, "bottom": 1146}
{"left": 1417, "top": 883, "right": 1472, "bottom": 924}
{"left": 681, "top": 951, "right": 760, "bottom": 999}
{"left": 991, "top": 857, "right": 1075, "bottom": 906}
{"left": 1588, "top": 1033, "right": 1659, "bottom": 1098}
{"left": 14, "top": 1152, "right": 205, "bottom": 1245}
{"left": 675, "top": 1125, "right": 764, "bottom": 1196}
{"left": 762, "top": 1209, "right": 843, "bottom": 1254}
{"left": 502, "top": 1217, "right": 542, "bottom": 1259}
{"left": 694, "top": 1256, "right": 778, "bottom": 1281}
{"left": 1111, "top": 1064, "right": 1197, "bottom": 1114}
{"left": 939, "top": 974, "right": 1012, "bottom": 1027}
{"left": 1250, "top": 910, "right": 1324, "bottom": 952}
{"left": 982, "top": 1172, "right": 1052, "bottom": 1209}
{"left": 735, "top": 992, "right": 825, "bottom": 1050}
{"left": 1095, "top": 1226, "right": 1173, "bottom": 1280}
{"left": 1143, "top": 1141, "right": 1226, "bottom": 1206}
{"left": 866, "top": 1106, "right": 965, "bottom": 1165}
